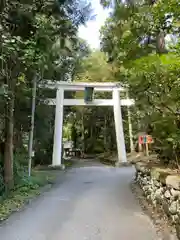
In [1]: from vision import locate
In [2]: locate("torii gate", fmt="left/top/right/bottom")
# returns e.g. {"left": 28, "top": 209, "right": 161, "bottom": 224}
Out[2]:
{"left": 42, "top": 81, "right": 134, "bottom": 166}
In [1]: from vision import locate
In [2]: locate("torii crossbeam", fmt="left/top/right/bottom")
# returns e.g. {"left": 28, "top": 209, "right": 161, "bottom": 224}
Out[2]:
{"left": 41, "top": 81, "right": 135, "bottom": 166}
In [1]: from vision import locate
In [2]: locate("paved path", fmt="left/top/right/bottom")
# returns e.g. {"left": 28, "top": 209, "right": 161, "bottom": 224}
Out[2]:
{"left": 0, "top": 165, "right": 158, "bottom": 240}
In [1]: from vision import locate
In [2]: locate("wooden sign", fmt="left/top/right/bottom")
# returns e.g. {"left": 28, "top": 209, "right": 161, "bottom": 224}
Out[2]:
{"left": 138, "top": 135, "right": 153, "bottom": 144}
{"left": 138, "top": 135, "right": 153, "bottom": 156}
{"left": 63, "top": 141, "right": 73, "bottom": 149}
{"left": 138, "top": 136, "right": 143, "bottom": 144}
{"left": 147, "top": 135, "right": 153, "bottom": 144}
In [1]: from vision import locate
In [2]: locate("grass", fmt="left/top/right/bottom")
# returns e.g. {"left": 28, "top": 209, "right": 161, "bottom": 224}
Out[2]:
{"left": 0, "top": 170, "right": 60, "bottom": 222}
{"left": 34, "top": 159, "right": 74, "bottom": 170}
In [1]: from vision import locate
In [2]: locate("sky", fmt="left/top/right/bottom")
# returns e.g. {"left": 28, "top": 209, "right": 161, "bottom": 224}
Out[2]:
{"left": 78, "top": 0, "right": 110, "bottom": 49}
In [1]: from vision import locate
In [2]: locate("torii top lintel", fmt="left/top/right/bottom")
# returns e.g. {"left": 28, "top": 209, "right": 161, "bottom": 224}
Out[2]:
{"left": 41, "top": 80, "right": 126, "bottom": 92}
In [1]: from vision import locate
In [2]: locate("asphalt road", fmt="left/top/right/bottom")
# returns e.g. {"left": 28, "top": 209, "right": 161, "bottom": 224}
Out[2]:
{"left": 0, "top": 164, "right": 158, "bottom": 240}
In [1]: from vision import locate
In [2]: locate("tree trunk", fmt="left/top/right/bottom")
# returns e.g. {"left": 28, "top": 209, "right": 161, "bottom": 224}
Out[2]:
{"left": 104, "top": 113, "right": 108, "bottom": 151}
{"left": 14, "top": 127, "right": 23, "bottom": 150}
{"left": 149, "top": 0, "right": 166, "bottom": 54}
{"left": 71, "top": 124, "right": 77, "bottom": 149}
{"left": 4, "top": 80, "right": 15, "bottom": 191}
{"left": 81, "top": 111, "right": 85, "bottom": 157}
{"left": 156, "top": 30, "right": 166, "bottom": 54}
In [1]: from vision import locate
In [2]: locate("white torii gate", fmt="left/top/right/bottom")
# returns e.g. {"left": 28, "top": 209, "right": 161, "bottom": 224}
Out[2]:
{"left": 42, "top": 81, "right": 134, "bottom": 166}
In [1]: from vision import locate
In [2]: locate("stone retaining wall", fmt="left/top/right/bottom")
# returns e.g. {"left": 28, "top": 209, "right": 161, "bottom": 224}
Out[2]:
{"left": 135, "top": 162, "right": 180, "bottom": 239}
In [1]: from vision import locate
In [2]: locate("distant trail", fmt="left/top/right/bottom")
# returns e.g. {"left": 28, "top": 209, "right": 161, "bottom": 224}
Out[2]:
{"left": 0, "top": 163, "right": 157, "bottom": 240}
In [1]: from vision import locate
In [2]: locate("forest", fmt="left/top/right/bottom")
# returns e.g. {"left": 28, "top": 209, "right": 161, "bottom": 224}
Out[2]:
{"left": 1, "top": 0, "right": 180, "bottom": 200}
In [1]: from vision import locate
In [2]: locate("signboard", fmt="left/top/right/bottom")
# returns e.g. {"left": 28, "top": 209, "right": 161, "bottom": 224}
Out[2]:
{"left": 84, "top": 87, "right": 94, "bottom": 102}
{"left": 63, "top": 141, "right": 73, "bottom": 149}
{"left": 138, "top": 135, "right": 153, "bottom": 144}
{"left": 147, "top": 135, "right": 153, "bottom": 144}
{"left": 138, "top": 136, "right": 143, "bottom": 145}
{"left": 138, "top": 135, "right": 153, "bottom": 157}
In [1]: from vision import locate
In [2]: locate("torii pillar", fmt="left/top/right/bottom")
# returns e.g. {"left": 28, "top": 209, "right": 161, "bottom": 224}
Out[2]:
{"left": 113, "top": 89, "right": 127, "bottom": 165}
{"left": 52, "top": 88, "right": 64, "bottom": 166}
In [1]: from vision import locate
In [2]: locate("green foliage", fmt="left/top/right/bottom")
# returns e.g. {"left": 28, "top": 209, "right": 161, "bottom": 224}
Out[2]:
{"left": 100, "top": 0, "right": 180, "bottom": 166}
{"left": 0, "top": 170, "right": 58, "bottom": 221}
{"left": 0, "top": 0, "right": 93, "bottom": 192}
{"left": 63, "top": 123, "right": 72, "bottom": 141}
{"left": 0, "top": 162, "right": 4, "bottom": 195}
{"left": 70, "top": 51, "right": 122, "bottom": 154}
{"left": 75, "top": 51, "right": 115, "bottom": 82}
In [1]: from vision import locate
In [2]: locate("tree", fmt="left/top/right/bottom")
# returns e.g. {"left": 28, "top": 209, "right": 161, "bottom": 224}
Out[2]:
{"left": 70, "top": 51, "right": 126, "bottom": 155}
{"left": 100, "top": 0, "right": 180, "bottom": 166}
{"left": 0, "top": 0, "right": 92, "bottom": 191}
{"left": 75, "top": 51, "right": 115, "bottom": 82}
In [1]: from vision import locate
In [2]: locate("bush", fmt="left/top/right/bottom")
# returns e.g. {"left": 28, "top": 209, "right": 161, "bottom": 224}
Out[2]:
{"left": 0, "top": 155, "right": 5, "bottom": 195}
{"left": 0, "top": 152, "right": 29, "bottom": 196}
{"left": 34, "top": 138, "right": 53, "bottom": 166}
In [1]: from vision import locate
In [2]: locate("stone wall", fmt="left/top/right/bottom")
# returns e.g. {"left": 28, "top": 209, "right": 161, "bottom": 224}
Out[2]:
{"left": 135, "top": 162, "right": 180, "bottom": 239}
